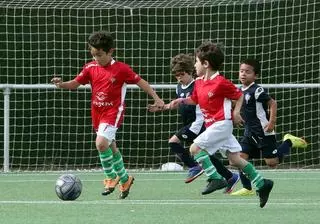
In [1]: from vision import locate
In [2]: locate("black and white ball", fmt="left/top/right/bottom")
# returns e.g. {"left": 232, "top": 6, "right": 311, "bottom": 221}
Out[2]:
{"left": 55, "top": 174, "right": 82, "bottom": 201}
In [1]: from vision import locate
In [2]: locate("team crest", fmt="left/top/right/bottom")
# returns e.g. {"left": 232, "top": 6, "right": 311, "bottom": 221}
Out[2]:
{"left": 96, "top": 92, "right": 106, "bottom": 101}
{"left": 208, "top": 91, "right": 214, "bottom": 98}
{"left": 245, "top": 93, "right": 251, "bottom": 104}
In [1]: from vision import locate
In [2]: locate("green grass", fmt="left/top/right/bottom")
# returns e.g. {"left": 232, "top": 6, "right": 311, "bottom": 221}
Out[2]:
{"left": 1, "top": 170, "right": 320, "bottom": 224}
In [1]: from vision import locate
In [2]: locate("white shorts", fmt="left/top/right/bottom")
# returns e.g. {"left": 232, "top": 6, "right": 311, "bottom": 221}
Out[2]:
{"left": 193, "top": 120, "right": 241, "bottom": 155}
{"left": 96, "top": 123, "right": 118, "bottom": 146}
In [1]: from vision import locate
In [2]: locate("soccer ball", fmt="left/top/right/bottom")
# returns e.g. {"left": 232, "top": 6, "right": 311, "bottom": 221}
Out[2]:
{"left": 55, "top": 174, "right": 82, "bottom": 201}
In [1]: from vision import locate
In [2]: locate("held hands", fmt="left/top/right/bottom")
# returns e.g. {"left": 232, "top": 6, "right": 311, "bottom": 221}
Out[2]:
{"left": 147, "top": 99, "right": 165, "bottom": 112}
{"left": 147, "top": 98, "right": 183, "bottom": 112}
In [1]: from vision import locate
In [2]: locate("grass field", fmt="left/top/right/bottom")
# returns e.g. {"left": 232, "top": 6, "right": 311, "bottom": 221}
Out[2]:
{"left": 1, "top": 170, "right": 320, "bottom": 224}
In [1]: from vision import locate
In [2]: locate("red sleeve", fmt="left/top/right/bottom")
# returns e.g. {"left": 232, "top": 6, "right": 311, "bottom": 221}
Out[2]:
{"left": 75, "top": 64, "right": 91, "bottom": 85}
{"left": 190, "top": 80, "right": 199, "bottom": 104}
{"left": 122, "top": 64, "right": 142, "bottom": 84}
{"left": 220, "top": 78, "right": 242, "bottom": 100}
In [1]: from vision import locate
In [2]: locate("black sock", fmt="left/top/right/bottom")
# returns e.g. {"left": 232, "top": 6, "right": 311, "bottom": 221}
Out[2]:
{"left": 169, "top": 142, "right": 197, "bottom": 168}
{"left": 209, "top": 155, "right": 233, "bottom": 180}
{"left": 239, "top": 170, "right": 252, "bottom": 190}
{"left": 276, "top": 140, "right": 292, "bottom": 163}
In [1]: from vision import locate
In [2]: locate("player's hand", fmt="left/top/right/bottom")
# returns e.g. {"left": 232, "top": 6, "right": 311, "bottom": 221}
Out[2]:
{"left": 233, "top": 112, "right": 244, "bottom": 126}
{"left": 147, "top": 99, "right": 165, "bottom": 112}
{"left": 148, "top": 103, "right": 170, "bottom": 112}
{"left": 51, "top": 76, "right": 63, "bottom": 88}
{"left": 264, "top": 122, "right": 275, "bottom": 132}
{"left": 169, "top": 98, "right": 183, "bottom": 109}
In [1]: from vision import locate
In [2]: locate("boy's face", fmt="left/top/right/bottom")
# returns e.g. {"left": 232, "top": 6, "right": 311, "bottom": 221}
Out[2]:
{"left": 174, "top": 71, "right": 192, "bottom": 85}
{"left": 89, "top": 45, "right": 113, "bottom": 66}
{"left": 194, "top": 56, "right": 206, "bottom": 77}
{"left": 239, "top": 63, "right": 257, "bottom": 86}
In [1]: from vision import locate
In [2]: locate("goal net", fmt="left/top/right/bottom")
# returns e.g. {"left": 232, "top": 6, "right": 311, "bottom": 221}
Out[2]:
{"left": 0, "top": 0, "right": 319, "bottom": 171}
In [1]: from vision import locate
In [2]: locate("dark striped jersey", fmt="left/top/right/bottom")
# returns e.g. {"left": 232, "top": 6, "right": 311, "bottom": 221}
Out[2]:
{"left": 176, "top": 80, "right": 204, "bottom": 135}
{"left": 241, "top": 82, "right": 275, "bottom": 137}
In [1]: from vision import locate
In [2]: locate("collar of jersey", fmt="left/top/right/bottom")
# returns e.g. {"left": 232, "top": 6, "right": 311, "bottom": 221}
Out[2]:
{"left": 241, "top": 82, "right": 255, "bottom": 91}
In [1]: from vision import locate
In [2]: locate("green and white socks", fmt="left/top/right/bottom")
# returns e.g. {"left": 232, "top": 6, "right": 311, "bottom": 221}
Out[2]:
{"left": 194, "top": 151, "right": 223, "bottom": 180}
{"left": 99, "top": 148, "right": 129, "bottom": 184}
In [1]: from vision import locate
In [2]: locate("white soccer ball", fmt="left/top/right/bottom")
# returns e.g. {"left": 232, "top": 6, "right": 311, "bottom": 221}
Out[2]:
{"left": 161, "top": 162, "right": 184, "bottom": 171}
{"left": 55, "top": 174, "right": 82, "bottom": 201}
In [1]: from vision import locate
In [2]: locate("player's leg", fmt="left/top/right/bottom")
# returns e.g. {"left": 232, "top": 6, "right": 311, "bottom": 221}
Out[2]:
{"left": 190, "top": 143, "right": 227, "bottom": 195}
{"left": 231, "top": 137, "right": 256, "bottom": 196}
{"left": 170, "top": 126, "right": 203, "bottom": 183}
{"left": 283, "top": 134, "right": 307, "bottom": 148}
{"left": 96, "top": 124, "right": 120, "bottom": 196}
{"left": 230, "top": 153, "right": 254, "bottom": 196}
{"left": 228, "top": 147, "right": 273, "bottom": 208}
{"left": 192, "top": 122, "right": 240, "bottom": 195}
{"left": 209, "top": 155, "right": 239, "bottom": 194}
{"left": 110, "top": 141, "right": 134, "bottom": 199}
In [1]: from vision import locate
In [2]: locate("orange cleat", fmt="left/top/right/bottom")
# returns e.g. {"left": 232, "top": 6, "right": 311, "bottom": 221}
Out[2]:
{"left": 102, "top": 176, "right": 120, "bottom": 196}
{"left": 119, "top": 176, "right": 134, "bottom": 199}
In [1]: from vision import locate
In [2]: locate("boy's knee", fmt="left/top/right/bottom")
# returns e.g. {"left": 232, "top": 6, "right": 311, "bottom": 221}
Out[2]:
{"left": 265, "top": 159, "right": 279, "bottom": 168}
{"left": 189, "top": 143, "right": 200, "bottom": 156}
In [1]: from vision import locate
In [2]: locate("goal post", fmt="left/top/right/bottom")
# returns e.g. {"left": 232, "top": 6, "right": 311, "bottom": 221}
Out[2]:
{"left": 0, "top": 0, "right": 319, "bottom": 171}
{"left": 1, "top": 83, "right": 319, "bottom": 172}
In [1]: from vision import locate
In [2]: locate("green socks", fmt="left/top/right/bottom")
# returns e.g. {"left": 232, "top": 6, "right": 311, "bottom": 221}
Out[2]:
{"left": 99, "top": 148, "right": 117, "bottom": 179}
{"left": 194, "top": 150, "right": 223, "bottom": 180}
{"left": 112, "top": 151, "right": 129, "bottom": 184}
{"left": 242, "top": 162, "right": 264, "bottom": 189}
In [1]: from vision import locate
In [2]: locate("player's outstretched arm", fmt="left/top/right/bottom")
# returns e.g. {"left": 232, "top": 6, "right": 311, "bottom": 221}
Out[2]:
{"left": 137, "top": 79, "right": 165, "bottom": 110}
{"left": 51, "top": 76, "right": 81, "bottom": 90}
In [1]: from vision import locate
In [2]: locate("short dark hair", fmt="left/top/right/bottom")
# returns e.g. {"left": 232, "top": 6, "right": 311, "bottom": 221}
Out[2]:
{"left": 195, "top": 41, "right": 224, "bottom": 71}
{"left": 240, "top": 58, "right": 261, "bottom": 75}
{"left": 170, "top": 53, "right": 195, "bottom": 75}
{"left": 88, "top": 31, "right": 114, "bottom": 53}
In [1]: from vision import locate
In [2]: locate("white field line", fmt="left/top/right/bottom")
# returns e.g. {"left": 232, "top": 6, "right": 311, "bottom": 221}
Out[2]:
{"left": 0, "top": 176, "right": 320, "bottom": 183}
{"left": 1, "top": 169, "right": 320, "bottom": 176}
{"left": 0, "top": 199, "right": 319, "bottom": 206}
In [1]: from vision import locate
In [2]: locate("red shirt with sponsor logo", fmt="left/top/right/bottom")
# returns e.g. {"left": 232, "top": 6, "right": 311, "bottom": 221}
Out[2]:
{"left": 75, "top": 60, "right": 141, "bottom": 130}
{"left": 190, "top": 74, "right": 242, "bottom": 128}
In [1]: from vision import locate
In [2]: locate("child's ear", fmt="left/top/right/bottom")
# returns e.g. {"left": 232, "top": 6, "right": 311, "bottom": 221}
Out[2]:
{"left": 203, "top": 60, "right": 210, "bottom": 68}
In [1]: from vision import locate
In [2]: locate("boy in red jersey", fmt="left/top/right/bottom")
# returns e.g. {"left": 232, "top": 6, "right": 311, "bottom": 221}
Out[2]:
{"left": 51, "top": 31, "right": 164, "bottom": 199}
{"left": 167, "top": 41, "right": 274, "bottom": 208}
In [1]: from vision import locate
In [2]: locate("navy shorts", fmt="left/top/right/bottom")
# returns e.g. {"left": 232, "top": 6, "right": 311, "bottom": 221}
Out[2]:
{"left": 175, "top": 124, "right": 206, "bottom": 145}
{"left": 240, "top": 134, "right": 278, "bottom": 159}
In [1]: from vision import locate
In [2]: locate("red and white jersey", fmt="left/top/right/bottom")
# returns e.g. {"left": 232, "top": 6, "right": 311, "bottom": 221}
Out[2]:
{"left": 190, "top": 73, "right": 242, "bottom": 128}
{"left": 75, "top": 59, "right": 141, "bottom": 129}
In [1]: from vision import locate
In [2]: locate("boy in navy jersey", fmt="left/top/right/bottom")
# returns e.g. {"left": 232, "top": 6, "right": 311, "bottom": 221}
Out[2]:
{"left": 149, "top": 54, "right": 239, "bottom": 193}
{"left": 51, "top": 31, "right": 164, "bottom": 199}
{"left": 231, "top": 59, "right": 307, "bottom": 196}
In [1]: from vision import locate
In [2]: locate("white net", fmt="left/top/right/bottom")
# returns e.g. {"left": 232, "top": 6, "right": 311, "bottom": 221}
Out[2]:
{"left": 0, "top": 0, "right": 319, "bottom": 171}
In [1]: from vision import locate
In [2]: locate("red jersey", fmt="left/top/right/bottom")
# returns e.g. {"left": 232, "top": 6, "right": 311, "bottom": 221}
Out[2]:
{"left": 190, "top": 74, "right": 242, "bottom": 127}
{"left": 75, "top": 60, "right": 141, "bottom": 130}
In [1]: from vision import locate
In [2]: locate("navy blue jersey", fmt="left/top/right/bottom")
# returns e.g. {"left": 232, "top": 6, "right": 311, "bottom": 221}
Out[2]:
{"left": 177, "top": 81, "right": 196, "bottom": 125}
{"left": 176, "top": 80, "right": 204, "bottom": 135}
{"left": 241, "top": 82, "right": 275, "bottom": 137}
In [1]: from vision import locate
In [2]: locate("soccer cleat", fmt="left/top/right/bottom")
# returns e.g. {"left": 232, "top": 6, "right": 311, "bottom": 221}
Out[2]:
{"left": 224, "top": 172, "right": 240, "bottom": 194}
{"left": 185, "top": 165, "right": 204, "bottom": 183}
{"left": 119, "top": 176, "right": 134, "bottom": 199}
{"left": 201, "top": 178, "right": 227, "bottom": 195}
{"left": 230, "top": 188, "right": 254, "bottom": 196}
{"left": 101, "top": 176, "right": 120, "bottom": 196}
{"left": 283, "top": 134, "right": 307, "bottom": 149}
{"left": 256, "top": 179, "right": 274, "bottom": 208}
